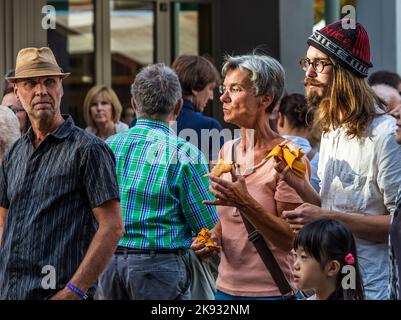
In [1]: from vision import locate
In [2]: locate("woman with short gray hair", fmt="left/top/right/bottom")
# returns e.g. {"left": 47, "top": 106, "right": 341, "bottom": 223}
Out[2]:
{"left": 192, "top": 54, "right": 309, "bottom": 300}
{"left": 221, "top": 54, "right": 285, "bottom": 113}
{"left": 0, "top": 105, "right": 20, "bottom": 162}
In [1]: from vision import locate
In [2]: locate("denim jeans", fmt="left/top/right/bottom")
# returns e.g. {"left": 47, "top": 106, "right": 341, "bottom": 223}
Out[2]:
{"left": 97, "top": 251, "right": 191, "bottom": 300}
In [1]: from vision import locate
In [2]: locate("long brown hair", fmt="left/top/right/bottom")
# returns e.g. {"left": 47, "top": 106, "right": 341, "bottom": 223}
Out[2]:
{"left": 318, "top": 64, "right": 385, "bottom": 139}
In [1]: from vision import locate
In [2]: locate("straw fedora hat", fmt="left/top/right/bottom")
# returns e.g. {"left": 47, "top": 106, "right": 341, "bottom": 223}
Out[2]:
{"left": 5, "top": 47, "right": 70, "bottom": 82}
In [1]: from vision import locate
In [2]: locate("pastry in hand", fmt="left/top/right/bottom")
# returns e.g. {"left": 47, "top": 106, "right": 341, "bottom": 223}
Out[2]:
{"left": 265, "top": 143, "right": 306, "bottom": 176}
{"left": 207, "top": 159, "right": 233, "bottom": 177}
{"left": 196, "top": 228, "right": 222, "bottom": 250}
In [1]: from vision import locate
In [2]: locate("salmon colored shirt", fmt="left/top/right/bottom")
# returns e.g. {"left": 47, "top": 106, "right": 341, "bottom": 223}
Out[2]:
{"left": 216, "top": 139, "right": 308, "bottom": 297}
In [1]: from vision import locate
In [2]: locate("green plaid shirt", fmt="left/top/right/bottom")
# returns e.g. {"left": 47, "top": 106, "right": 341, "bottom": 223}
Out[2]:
{"left": 106, "top": 118, "right": 218, "bottom": 249}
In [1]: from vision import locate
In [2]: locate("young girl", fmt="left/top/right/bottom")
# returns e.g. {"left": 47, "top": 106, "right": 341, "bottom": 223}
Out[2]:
{"left": 293, "top": 218, "right": 365, "bottom": 300}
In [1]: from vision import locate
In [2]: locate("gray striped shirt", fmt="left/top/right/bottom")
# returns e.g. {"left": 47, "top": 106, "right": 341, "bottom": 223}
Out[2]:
{"left": 0, "top": 116, "right": 119, "bottom": 299}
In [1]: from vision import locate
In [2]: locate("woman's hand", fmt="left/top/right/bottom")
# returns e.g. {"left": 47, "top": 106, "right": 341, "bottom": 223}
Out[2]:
{"left": 273, "top": 156, "right": 309, "bottom": 194}
{"left": 190, "top": 228, "right": 221, "bottom": 259}
{"left": 203, "top": 165, "right": 252, "bottom": 208}
{"left": 282, "top": 203, "right": 327, "bottom": 231}
{"left": 274, "top": 157, "right": 321, "bottom": 206}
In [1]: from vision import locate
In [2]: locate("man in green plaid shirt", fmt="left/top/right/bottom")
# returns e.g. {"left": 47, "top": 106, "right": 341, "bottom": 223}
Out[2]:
{"left": 97, "top": 63, "right": 219, "bottom": 300}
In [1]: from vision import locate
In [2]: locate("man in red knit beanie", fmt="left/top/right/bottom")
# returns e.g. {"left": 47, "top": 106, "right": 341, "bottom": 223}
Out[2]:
{"left": 277, "top": 19, "right": 401, "bottom": 300}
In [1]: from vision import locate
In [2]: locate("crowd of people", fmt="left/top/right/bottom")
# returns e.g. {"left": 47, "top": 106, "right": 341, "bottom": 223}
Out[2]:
{"left": 0, "top": 18, "right": 400, "bottom": 301}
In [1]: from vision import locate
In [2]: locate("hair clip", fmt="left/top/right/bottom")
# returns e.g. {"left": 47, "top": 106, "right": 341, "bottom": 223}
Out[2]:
{"left": 344, "top": 253, "right": 355, "bottom": 265}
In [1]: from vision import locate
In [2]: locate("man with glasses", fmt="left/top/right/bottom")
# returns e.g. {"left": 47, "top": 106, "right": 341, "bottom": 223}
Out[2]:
{"left": 277, "top": 19, "right": 401, "bottom": 299}
{"left": 0, "top": 47, "right": 124, "bottom": 299}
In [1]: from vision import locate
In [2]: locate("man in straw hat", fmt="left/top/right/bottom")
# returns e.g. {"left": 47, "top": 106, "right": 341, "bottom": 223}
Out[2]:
{"left": 275, "top": 19, "right": 401, "bottom": 299}
{"left": 0, "top": 47, "right": 124, "bottom": 300}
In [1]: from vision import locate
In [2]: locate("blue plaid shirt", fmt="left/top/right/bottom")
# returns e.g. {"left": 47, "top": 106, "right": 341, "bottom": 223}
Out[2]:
{"left": 106, "top": 118, "right": 218, "bottom": 249}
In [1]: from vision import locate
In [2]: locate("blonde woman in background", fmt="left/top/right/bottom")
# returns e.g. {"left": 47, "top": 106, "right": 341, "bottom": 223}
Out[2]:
{"left": 83, "top": 85, "right": 128, "bottom": 140}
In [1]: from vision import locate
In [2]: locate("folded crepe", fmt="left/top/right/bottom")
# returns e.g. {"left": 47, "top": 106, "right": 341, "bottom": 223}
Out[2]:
{"left": 206, "top": 159, "right": 233, "bottom": 177}
{"left": 265, "top": 143, "right": 306, "bottom": 176}
{"left": 196, "top": 228, "right": 222, "bottom": 250}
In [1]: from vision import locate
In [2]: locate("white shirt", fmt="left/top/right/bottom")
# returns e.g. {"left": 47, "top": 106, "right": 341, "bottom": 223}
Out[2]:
{"left": 318, "top": 110, "right": 401, "bottom": 300}
{"left": 85, "top": 121, "right": 129, "bottom": 136}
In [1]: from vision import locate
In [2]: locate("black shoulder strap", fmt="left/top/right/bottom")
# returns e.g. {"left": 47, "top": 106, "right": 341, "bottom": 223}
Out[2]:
{"left": 240, "top": 214, "right": 294, "bottom": 296}
{"left": 231, "top": 141, "right": 294, "bottom": 296}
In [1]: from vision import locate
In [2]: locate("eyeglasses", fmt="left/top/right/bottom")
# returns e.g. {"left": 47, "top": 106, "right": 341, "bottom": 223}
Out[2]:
{"left": 7, "top": 105, "right": 25, "bottom": 114}
{"left": 219, "top": 84, "right": 255, "bottom": 96}
{"left": 299, "top": 58, "right": 334, "bottom": 74}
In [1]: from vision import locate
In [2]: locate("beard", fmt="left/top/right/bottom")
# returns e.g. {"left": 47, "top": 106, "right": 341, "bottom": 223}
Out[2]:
{"left": 304, "top": 78, "right": 327, "bottom": 111}
{"left": 20, "top": 96, "right": 57, "bottom": 121}
{"left": 306, "top": 89, "right": 324, "bottom": 110}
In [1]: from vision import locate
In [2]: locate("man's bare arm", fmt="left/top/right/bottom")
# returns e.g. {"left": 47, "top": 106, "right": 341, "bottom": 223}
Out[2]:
{"left": 274, "top": 164, "right": 321, "bottom": 206}
{"left": 50, "top": 199, "right": 124, "bottom": 299}
{"left": 327, "top": 210, "right": 391, "bottom": 243}
{"left": 283, "top": 203, "right": 391, "bottom": 243}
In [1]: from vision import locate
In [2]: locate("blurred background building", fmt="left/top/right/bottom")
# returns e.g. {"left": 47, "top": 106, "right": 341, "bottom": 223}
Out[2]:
{"left": 1, "top": 0, "right": 400, "bottom": 128}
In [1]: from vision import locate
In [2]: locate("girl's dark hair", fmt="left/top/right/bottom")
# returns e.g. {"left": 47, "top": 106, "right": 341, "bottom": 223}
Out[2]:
{"left": 368, "top": 70, "right": 401, "bottom": 91}
{"left": 294, "top": 218, "right": 365, "bottom": 300}
{"left": 279, "top": 93, "right": 313, "bottom": 129}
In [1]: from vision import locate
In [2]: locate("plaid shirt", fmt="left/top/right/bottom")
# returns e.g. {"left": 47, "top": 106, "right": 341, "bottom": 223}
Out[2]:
{"left": 106, "top": 118, "right": 218, "bottom": 249}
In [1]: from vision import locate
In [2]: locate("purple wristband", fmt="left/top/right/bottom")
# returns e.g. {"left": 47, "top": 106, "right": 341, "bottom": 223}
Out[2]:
{"left": 66, "top": 282, "right": 89, "bottom": 300}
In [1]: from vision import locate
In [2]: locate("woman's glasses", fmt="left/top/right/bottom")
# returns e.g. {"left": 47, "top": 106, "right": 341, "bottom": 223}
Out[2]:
{"left": 7, "top": 105, "right": 25, "bottom": 114}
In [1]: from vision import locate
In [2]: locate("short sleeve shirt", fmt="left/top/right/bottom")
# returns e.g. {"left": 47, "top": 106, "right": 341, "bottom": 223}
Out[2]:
{"left": 0, "top": 116, "right": 119, "bottom": 300}
{"left": 106, "top": 118, "right": 218, "bottom": 250}
{"left": 216, "top": 139, "right": 307, "bottom": 297}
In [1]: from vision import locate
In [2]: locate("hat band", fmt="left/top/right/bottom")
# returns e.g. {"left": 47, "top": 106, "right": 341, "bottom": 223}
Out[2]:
{"left": 15, "top": 62, "right": 64, "bottom": 77}
{"left": 309, "top": 31, "right": 371, "bottom": 76}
